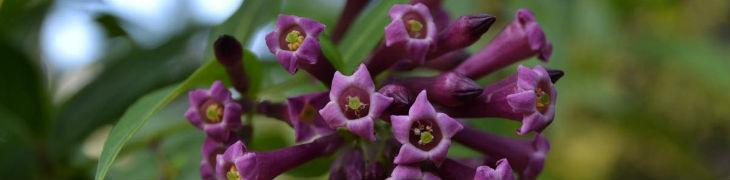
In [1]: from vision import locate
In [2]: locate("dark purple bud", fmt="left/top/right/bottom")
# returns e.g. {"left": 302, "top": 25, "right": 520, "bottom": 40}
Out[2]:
{"left": 455, "top": 9, "right": 553, "bottom": 79}
{"left": 378, "top": 84, "right": 414, "bottom": 117}
{"left": 214, "top": 35, "right": 250, "bottom": 94}
{"left": 332, "top": 0, "right": 371, "bottom": 43}
{"left": 453, "top": 127, "right": 549, "bottom": 180}
{"left": 231, "top": 133, "right": 345, "bottom": 179}
{"left": 287, "top": 92, "right": 335, "bottom": 143}
{"left": 320, "top": 65, "right": 393, "bottom": 141}
{"left": 388, "top": 72, "right": 482, "bottom": 107}
{"left": 442, "top": 65, "right": 557, "bottom": 135}
{"left": 266, "top": 15, "right": 336, "bottom": 87}
{"left": 436, "top": 158, "right": 476, "bottom": 180}
{"left": 389, "top": 165, "right": 440, "bottom": 180}
{"left": 424, "top": 50, "right": 470, "bottom": 71}
{"left": 390, "top": 91, "right": 463, "bottom": 166}
{"left": 329, "top": 147, "right": 366, "bottom": 180}
{"left": 474, "top": 158, "right": 515, "bottom": 180}
{"left": 427, "top": 14, "right": 495, "bottom": 60}
{"left": 546, "top": 68, "right": 564, "bottom": 83}
{"left": 185, "top": 81, "right": 242, "bottom": 142}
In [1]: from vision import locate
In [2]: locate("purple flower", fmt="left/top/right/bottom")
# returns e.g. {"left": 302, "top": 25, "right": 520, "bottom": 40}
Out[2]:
{"left": 390, "top": 90, "right": 463, "bottom": 165}
{"left": 200, "top": 137, "right": 237, "bottom": 180}
{"left": 215, "top": 140, "right": 247, "bottom": 180}
{"left": 453, "top": 127, "right": 550, "bottom": 180}
{"left": 384, "top": 3, "right": 437, "bottom": 65}
{"left": 228, "top": 134, "right": 344, "bottom": 179}
{"left": 320, "top": 64, "right": 393, "bottom": 141}
{"left": 378, "top": 84, "right": 414, "bottom": 119}
{"left": 287, "top": 92, "right": 335, "bottom": 143}
{"left": 442, "top": 65, "right": 556, "bottom": 135}
{"left": 474, "top": 159, "right": 514, "bottom": 180}
{"left": 266, "top": 15, "right": 325, "bottom": 74}
{"left": 185, "top": 81, "right": 242, "bottom": 142}
{"left": 455, "top": 8, "right": 553, "bottom": 79}
{"left": 388, "top": 165, "right": 440, "bottom": 180}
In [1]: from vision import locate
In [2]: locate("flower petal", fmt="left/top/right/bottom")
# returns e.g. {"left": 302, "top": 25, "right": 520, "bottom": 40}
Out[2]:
{"left": 394, "top": 144, "right": 429, "bottom": 164}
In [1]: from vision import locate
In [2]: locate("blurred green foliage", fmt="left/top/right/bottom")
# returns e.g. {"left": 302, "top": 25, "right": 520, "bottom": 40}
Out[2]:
{"left": 0, "top": 0, "right": 729, "bottom": 179}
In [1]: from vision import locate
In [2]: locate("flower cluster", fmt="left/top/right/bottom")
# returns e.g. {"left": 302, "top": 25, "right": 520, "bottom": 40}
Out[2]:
{"left": 186, "top": 2, "right": 562, "bottom": 180}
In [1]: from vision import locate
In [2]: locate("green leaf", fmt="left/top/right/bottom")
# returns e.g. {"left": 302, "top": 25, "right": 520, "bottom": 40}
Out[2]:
{"left": 95, "top": 59, "right": 229, "bottom": 180}
{"left": 337, "top": 0, "right": 408, "bottom": 74}
{"left": 320, "top": 33, "right": 345, "bottom": 71}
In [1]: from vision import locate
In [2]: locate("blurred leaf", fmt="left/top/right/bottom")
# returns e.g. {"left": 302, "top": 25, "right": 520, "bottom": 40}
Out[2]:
{"left": 320, "top": 33, "right": 345, "bottom": 71}
{"left": 49, "top": 34, "right": 199, "bottom": 160}
{"left": 95, "top": 14, "right": 128, "bottom": 38}
{"left": 0, "top": 42, "right": 49, "bottom": 137}
{"left": 95, "top": 59, "right": 230, "bottom": 180}
{"left": 337, "top": 0, "right": 407, "bottom": 73}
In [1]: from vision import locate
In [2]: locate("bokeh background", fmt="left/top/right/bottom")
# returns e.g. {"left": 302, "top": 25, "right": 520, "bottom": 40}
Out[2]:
{"left": 1, "top": 0, "right": 729, "bottom": 179}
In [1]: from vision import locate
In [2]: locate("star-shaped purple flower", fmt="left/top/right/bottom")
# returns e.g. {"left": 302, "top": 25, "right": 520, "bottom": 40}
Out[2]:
{"left": 505, "top": 65, "right": 557, "bottom": 135}
{"left": 265, "top": 15, "right": 326, "bottom": 74}
{"left": 474, "top": 159, "right": 514, "bottom": 180}
{"left": 384, "top": 3, "right": 437, "bottom": 64}
{"left": 390, "top": 90, "right": 463, "bottom": 165}
{"left": 185, "top": 81, "right": 242, "bottom": 142}
{"left": 319, "top": 64, "right": 393, "bottom": 141}
{"left": 215, "top": 140, "right": 247, "bottom": 180}
{"left": 287, "top": 92, "right": 335, "bottom": 143}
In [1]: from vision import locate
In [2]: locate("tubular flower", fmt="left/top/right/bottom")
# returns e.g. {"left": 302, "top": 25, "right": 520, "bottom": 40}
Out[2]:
{"left": 453, "top": 127, "right": 550, "bottom": 180}
{"left": 185, "top": 81, "right": 242, "bottom": 142}
{"left": 428, "top": 14, "right": 495, "bottom": 60}
{"left": 214, "top": 35, "right": 249, "bottom": 94}
{"left": 390, "top": 90, "right": 463, "bottom": 165}
{"left": 287, "top": 92, "right": 335, "bottom": 143}
{"left": 387, "top": 72, "right": 482, "bottom": 107}
{"left": 474, "top": 159, "right": 514, "bottom": 180}
{"left": 231, "top": 134, "right": 344, "bottom": 180}
{"left": 266, "top": 15, "right": 336, "bottom": 86}
{"left": 442, "top": 65, "right": 556, "bottom": 135}
{"left": 384, "top": 3, "right": 437, "bottom": 65}
{"left": 320, "top": 64, "right": 393, "bottom": 141}
{"left": 200, "top": 137, "right": 238, "bottom": 180}
{"left": 215, "top": 140, "right": 247, "bottom": 180}
{"left": 388, "top": 165, "right": 441, "bottom": 180}
{"left": 456, "top": 9, "right": 553, "bottom": 79}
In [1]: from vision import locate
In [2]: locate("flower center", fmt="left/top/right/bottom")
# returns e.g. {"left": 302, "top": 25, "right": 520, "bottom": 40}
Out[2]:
{"left": 402, "top": 12, "right": 427, "bottom": 39}
{"left": 408, "top": 118, "right": 442, "bottom": 151}
{"left": 535, "top": 81, "right": 551, "bottom": 113}
{"left": 200, "top": 99, "right": 224, "bottom": 124}
{"left": 279, "top": 25, "right": 306, "bottom": 51}
{"left": 226, "top": 165, "right": 240, "bottom": 180}
{"left": 298, "top": 103, "right": 317, "bottom": 124}
{"left": 338, "top": 86, "right": 371, "bottom": 120}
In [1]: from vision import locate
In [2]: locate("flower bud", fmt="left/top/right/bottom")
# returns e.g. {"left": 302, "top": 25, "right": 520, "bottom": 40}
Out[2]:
{"left": 387, "top": 72, "right": 482, "bottom": 107}
{"left": 455, "top": 9, "right": 553, "bottom": 79}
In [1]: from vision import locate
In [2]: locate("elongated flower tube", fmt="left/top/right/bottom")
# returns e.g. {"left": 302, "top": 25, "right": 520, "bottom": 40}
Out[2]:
{"left": 266, "top": 15, "right": 336, "bottom": 86}
{"left": 185, "top": 81, "right": 242, "bottom": 142}
{"left": 329, "top": 147, "right": 365, "bottom": 180}
{"left": 384, "top": 3, "right": 437, "bottom": 65}
{"left": 428, "top": 14, "right": 495, "bottom": 60}
{"left": 391, "top": 90, "right": 463, "bottom": 165}
{"left": 320, "top": 64, "right": 393, "bottom": 141}
{"left": 388, "top": 165, "right": 441, "bottom": 180}
{"left": 230, "top": 134, "right": 345, "bottom": 180}
{"left": 455, "top": 9, "right": 553, "bottom": 79}
{"left": 474, "top": 159, "right": 514, "bottom": 180}
{"left": 214, "top": 35, "right": 249, "bottom": 94}
{"left": 424, "top": 50, "right": 469, "bottom": 71}
{"left": 386, "top": 72, "right": 482, "bottom": 107}
{"left": 332, "top": 0, "right": 370, "bottom": 43}
{"left": 442, "top": 65, "right": 556, "bottom": 134}
{"left": 287, "top": 92, "right": 335, "bottom": 143}
{"left": 436, "top": 158, "right": 476, "bottom": 180}
{"left": 453, "top": 127, "right": 550, "bottom": 180}
{"left": 215, "top": 140, "right": 247, "bottom": 180}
